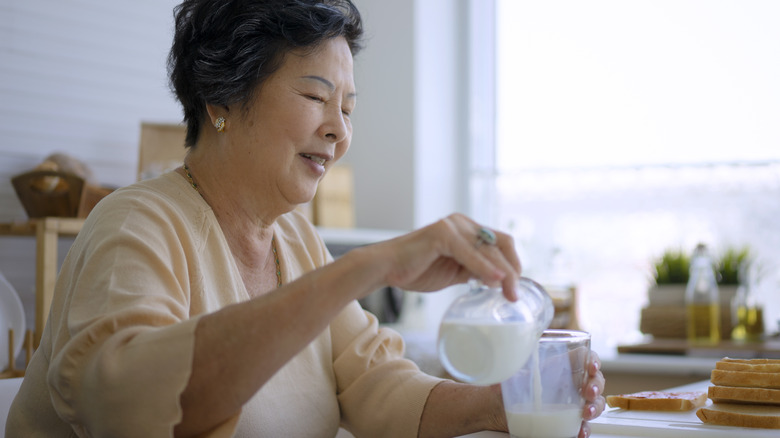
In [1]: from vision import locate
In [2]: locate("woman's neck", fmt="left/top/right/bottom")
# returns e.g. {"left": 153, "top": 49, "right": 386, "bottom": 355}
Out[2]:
{"left": 179, "top": 154, "right": 281, "bottom": 296}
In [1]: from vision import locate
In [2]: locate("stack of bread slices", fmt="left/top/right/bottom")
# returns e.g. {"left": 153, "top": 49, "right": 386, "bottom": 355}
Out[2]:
{"left": 696, "top": 357, "right": 780, "bottom": 429}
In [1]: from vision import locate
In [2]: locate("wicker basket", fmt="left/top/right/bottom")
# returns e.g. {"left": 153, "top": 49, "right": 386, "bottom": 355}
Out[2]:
{"left": 11, "top": 170, "right": 112, "bottom": 218}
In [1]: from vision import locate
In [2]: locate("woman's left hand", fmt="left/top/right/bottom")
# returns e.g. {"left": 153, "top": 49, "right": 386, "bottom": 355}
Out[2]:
{"left": 579, "top": 350, "right": 607, "bottom": 438}
{"left": 476, "top": 350, "right": 606, "bottom": 437}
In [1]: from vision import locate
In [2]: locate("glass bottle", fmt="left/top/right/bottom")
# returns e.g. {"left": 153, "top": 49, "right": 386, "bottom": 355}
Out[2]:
{"left": 685, "top": 244, "right": 720, "bottom": 344}
{"left": 437, "top": 278, "right": 553, "bottom": 385}
{"left": 730, "top": 261, "right": 765, "bottom": 342}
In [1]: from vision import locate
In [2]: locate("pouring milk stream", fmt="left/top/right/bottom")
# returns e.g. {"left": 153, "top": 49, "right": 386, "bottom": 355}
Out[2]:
{"left": 437, "top": 278, "right": 554, "bottom": 386}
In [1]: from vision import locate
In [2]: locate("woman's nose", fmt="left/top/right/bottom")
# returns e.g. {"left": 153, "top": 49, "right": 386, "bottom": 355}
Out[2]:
{"left": 319, "top": 105, "right": 349, "bottom": 143}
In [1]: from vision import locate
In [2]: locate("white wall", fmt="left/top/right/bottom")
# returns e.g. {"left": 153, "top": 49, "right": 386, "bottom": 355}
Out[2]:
{"left": 0, "top": 0, "right": 181, "bottom": 335}
{"left": 413, "top": 0, "right": 469, "bottom": 228}
{"left": 348, "top": 0, "right": 468, "bottom": 231}
{"left": 0, "top": 0, "right": 182, "bottom": 219}
{"left": 346, "top": 0, "right": 417, "bottom": 230}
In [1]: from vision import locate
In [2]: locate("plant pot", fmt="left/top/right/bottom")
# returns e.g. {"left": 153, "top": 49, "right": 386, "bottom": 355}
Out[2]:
{"left": 641, "top": 285, "right": 739, "bottom": 339}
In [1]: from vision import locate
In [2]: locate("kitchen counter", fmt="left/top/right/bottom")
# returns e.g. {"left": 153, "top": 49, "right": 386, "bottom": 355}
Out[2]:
{"left": 601, "top": 351, "right": 718, "bottom": 375}
{"left": 597, "top": 347, "right": 718, "bottom": 396}
{"left": 596, "top": 336, "right": 780, "bottom": 395}
{"left": 457, "top": 432, "right": 641, "bottom": 438}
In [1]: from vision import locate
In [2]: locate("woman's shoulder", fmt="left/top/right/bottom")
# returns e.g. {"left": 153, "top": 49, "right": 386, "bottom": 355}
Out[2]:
{"left": 101, "top": 170, "right": 199, "bottom": 206}
{"left": 91, "top": 171, "right": 202, "bottom": 214}
{"left": 81, "top": 171, "right": 211, "bottom": 241}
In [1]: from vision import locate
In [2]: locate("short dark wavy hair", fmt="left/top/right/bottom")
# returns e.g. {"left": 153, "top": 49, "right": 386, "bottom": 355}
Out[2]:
{"left": 167, "top": 0, "right": 364, "bottom": 147}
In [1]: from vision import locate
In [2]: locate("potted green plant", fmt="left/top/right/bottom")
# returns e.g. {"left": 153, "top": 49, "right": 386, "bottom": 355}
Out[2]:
{"left": 653, "top": 248, "right": 690, "bottom": 286}
{"left": 639, "top": 248, "right": 690, "bottom": 338}
{"left": 645, "top": 248, "right": 690, "bottom": 308}
{"left": 716, "top": 246, "right": 751, "bottom": 286}
{"left": 640, "top": 245, "right": 751, "bottom": 339}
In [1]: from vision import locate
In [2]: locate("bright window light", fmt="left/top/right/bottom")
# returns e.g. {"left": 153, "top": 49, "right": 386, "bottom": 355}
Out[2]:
{"left": 497, "top": 0, "right": 780, "bottom": 170}
{"left": 494, "top": 0, "right": 780, "bottom": 349}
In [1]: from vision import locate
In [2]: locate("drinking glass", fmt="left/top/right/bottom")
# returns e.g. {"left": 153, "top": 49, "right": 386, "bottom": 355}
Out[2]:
{"left": 501, "top": 330, "right": 591, "bottom": 438}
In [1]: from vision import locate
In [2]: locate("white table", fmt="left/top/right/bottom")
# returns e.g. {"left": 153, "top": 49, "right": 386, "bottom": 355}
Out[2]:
{"left": 458, "top": 433, "right": 638, "bottom": 438}
{"left": 457, "top": 431, "right": 640, "bottom": 438}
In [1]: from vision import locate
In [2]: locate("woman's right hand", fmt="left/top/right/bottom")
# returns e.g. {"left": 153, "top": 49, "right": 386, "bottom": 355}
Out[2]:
{"left": 363, "top": 213, "right": 522, "bottom": 301}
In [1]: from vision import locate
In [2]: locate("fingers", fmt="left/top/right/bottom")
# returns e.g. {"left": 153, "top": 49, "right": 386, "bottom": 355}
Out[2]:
{"left": 578, "top": 421, "right": 591, "bottom": 438}
{"left": 489, "top": 229, "right": 523, "bottom": 301}
{"left": 493, "top": 229, "right": 522, "bottom": 274}
{"left": 584, "top": 382, "right": 604, "bottom": 403}
{"left": 582, "top": 393, "right": 606, "bottom": 419}
{"left": 443, "top": 215, "right": 522, "bottom": 300}
{"left": 376, "top": 214, "right": 523, "bottom": 297}
{"left": 588, "top": 350, "right": 602, "bottom": 376}
{"left": 582, "top": 350, "right": 607, "bottom": 422}
{"left": 446, "top": 222, "right": 506, "bottom": 286}
{"left": 586, "top": 351, "right": 605, "bottom": 401}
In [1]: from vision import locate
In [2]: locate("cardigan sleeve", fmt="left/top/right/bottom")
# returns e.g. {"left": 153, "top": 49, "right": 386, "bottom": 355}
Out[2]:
{"left": 274, "top": 212, "right": 445, "bottom": 437}
{"left": 45, "top": 187, "right": 239, "bottom": 438}
{"left": 331, "top": 301, "right": 444, "bottom": 438}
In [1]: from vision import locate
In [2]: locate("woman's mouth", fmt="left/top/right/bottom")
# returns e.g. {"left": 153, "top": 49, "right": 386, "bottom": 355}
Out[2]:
{"left": 300, "top": 153, "right": 326, "bottom": 166}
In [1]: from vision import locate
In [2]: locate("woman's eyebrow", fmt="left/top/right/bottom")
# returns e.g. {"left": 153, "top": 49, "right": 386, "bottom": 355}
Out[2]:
{"left": 301, "top": 75, "right": 357, "bottom": 99}
{"left": 302, "top": 75, "right": 334, "bottom": 90}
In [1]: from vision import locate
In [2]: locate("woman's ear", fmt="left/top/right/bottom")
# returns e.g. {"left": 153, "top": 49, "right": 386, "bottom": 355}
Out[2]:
{"left": 205, "top": 104, "right": 230, "bottom": 133}
{"left": 205, "top": 104, "right": 227, "bottom": 128}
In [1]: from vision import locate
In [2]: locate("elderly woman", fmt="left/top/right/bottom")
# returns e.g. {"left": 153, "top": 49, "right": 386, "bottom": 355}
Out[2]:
{"left": 7, "top": 1, "right": 604, "bottom": 437}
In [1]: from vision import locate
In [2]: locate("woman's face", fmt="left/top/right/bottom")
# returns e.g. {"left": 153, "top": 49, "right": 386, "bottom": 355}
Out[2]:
{"left": 226, "top": 36, "right": 356, "bottom": 207}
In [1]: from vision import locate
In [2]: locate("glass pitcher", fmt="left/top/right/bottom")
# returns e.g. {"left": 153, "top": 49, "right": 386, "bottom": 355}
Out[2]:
{"left": 437, "top": 277, "right": 554, "bottom": 385}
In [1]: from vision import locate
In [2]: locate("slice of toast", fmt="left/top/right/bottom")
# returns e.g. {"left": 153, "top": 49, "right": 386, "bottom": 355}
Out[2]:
{"left": 711, "top": 369, "right": 780, "bottom": 389}
{"left": 720, "top": 358, "right": 780, "bottom": 365}
{"left": 716, "top": 358, "right": 780, "bottom": 373}
{"left": 606, "top": 391, "right": 707, "bottom": 411}
{"left": 709, "top": 385, "right": 780, "bottom": 406}
{"left": 696, "top": 403, "right": 780, "bottom": 429}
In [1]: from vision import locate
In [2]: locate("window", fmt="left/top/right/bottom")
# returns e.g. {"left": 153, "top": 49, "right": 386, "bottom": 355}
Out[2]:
{"left": 492, "top": 0, "right": 780, "bottom": 348}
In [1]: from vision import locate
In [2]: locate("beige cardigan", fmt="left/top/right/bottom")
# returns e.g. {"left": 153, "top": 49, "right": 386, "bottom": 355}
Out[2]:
{"left": 7, "top": 171, "right": 441, "bottom": 438}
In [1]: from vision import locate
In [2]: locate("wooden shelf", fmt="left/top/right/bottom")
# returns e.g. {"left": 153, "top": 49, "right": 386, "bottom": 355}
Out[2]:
{"left": 0, "top": 218, "right": 85, "bottom": 348}
{"left": 0, "top": 217, "right": 84, "bottom": 236}
{"left": 0, "top": 329, "right": 33, "bottom": 378}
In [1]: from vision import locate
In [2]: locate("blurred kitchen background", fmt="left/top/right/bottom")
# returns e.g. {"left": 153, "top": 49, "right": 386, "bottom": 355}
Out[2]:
{"left": 1, "top": 0, "right": 780, "bottom": 383}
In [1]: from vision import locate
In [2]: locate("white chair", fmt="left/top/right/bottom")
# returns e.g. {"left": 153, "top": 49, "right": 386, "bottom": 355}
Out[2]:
{"left": 0, "top": 378, "right": 23, "bottom": 438}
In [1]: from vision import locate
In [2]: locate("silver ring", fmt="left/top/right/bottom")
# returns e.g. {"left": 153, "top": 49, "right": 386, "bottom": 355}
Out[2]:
{"left": 475, "top": 227, "right": 497, "bottom": 248}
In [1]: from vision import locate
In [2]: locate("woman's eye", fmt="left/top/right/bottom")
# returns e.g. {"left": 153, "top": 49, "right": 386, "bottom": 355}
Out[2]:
{"left": 306, "top": 95, "right": 325, "bottom": 103}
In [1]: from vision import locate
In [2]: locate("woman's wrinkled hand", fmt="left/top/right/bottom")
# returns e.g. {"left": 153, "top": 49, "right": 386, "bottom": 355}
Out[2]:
{"left": 368, "top": 213, "right": 521, "bottom": 301}
{"left": 579, "top": 350, "right": 607, "bottom": 438}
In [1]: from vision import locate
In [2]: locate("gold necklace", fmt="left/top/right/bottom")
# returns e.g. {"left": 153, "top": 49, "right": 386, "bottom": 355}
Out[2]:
{"left": 272, "top": 237, "right": 282, "bottom": 287}
{"left": 183, "top": 163, "right": 199, "bottom": 191}
{"left": 183, "top": 163, "right": 282, "bottom": 287}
